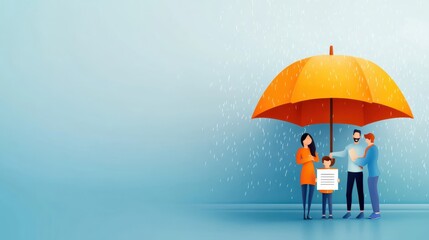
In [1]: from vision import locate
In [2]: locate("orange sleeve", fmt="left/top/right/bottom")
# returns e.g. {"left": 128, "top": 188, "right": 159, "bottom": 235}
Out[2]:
{"left": 296, "top": 149, "right": 300, "bottom": 164}
{"left": 296, "top": 148, "right": 312, "bottom": 165}
{"left": 314, "top": 152, "right": 319, "bottom": 162}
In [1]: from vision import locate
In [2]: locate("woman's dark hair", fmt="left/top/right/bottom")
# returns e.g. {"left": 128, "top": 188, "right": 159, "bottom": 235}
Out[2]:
{"left": 300, "top": 133, "right": 316, "bottom": 157}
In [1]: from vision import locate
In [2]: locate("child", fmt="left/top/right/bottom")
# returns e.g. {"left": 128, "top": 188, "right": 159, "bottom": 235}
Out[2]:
{"left": 316, "top": 156, "right": 340, "bottom": 219}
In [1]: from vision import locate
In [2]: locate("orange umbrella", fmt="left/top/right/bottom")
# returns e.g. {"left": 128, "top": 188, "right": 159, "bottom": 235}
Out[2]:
{"left": 252, "top": 46, "right": 413, "bottom": 152}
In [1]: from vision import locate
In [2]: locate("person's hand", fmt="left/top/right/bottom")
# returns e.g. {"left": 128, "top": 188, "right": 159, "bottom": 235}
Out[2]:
{"left": 309, "top": 155, "right": 315, "bottom": 161}
{"left": 360, "top": 166, "right": 363, "bottom": 170}
{"left": 329, "top": 153, "right": 333, "bottom": 158}
{"left": 337, "top": 178, "right": 341, "bottom": 183}
{"left": 315, "top": 178, "right": 317, "bottom": 182}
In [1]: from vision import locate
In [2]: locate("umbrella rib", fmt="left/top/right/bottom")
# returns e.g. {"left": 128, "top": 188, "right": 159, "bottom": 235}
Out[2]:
{"left": 289, "top": 59, "right": 312, "bottom": 124}
{"left": 352, "top": 58, "right": 375, "bottom": 103}
{"left": 289, "top": 58, "right": 311, "bottom": 104}
{"left": 352, "top": 58, "right": 375, "bottom": 124}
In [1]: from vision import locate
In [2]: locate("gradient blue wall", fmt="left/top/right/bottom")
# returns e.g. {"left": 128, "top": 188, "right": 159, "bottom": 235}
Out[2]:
{"left": 1, "top": 2, "right": 428, "bottom": 229}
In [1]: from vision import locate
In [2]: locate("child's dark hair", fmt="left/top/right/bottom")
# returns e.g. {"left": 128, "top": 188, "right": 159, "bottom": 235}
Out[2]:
{"left": 353, "top": 129, "right": 361, "bottom": 135}
{"left": 322, "top": 156, "right": 335, "bottom": 166}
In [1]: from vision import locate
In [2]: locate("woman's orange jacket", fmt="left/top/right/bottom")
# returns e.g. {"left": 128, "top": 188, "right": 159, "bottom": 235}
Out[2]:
{"left": 296, "top": 147, "right": 319, "bottom": 185}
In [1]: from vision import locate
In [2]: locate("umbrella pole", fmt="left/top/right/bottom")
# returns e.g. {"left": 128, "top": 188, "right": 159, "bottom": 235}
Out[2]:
{"left": 330, "top": 98, "right": 333, "bottom": 153}
{"left": 329, "top": 45, "right": 334, "bottom": 153}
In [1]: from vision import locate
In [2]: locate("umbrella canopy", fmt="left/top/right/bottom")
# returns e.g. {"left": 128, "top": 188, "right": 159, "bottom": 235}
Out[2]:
{"left": 252, "top": 46, "right": 413, "bottom": 151}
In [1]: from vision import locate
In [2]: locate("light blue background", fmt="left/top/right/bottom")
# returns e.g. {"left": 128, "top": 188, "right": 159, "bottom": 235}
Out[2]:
{"left": 1, "top": 0, "right": 429, "bottom": 239}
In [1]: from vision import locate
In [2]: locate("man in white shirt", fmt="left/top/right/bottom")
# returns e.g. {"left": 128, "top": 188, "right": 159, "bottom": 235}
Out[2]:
{"left": 330, "top": 129, "right": 366, "bottom": 219}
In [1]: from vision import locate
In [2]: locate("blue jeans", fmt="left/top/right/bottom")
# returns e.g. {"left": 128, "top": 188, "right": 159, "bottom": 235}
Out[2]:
{"left": 368, "top": 176, "right": 380, "bottom": 212}
{"left": 301, "top": 184, "right": 315, "bottom": 216}
{"left": 322, "top": 193, "right": 332, "bottom": 215}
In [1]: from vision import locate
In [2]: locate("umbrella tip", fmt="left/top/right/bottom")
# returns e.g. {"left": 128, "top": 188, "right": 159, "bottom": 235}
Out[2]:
{"left": 329, "top": 45, "right": 334, "bottom": 55}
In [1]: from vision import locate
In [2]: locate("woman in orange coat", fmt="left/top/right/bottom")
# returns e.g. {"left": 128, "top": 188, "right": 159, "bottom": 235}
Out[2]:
{"left": 296, "top": 133, "right": 319, "bottom": 220}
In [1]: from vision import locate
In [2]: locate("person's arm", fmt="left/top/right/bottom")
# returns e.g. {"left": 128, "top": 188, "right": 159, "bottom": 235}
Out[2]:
{"left": 314, "top": 152, "right": 319, "bottom": 162}
{"left": 296, "top": 149, "right": 312, "bottom": 165}
{"left": 355, "top": 147, "right": 374, "bottom": 167}
{"left": 331, "top": 147, "right": 347, "bottom": 158}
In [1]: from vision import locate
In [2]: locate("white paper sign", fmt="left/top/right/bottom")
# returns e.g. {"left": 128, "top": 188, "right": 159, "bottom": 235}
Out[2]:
{"left": 317, "top": 169, "right": 338, "bottom": 190}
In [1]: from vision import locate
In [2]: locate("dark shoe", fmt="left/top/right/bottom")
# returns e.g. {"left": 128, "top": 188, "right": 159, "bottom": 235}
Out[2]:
{"left": 321, "top": 215, "right": 326, "bottom": 219}
{"left": 342, "top": 212, "right": 351, "bottom": 219}
{"left": 306, "top": 215, "right": 312, "bottom": 220}
{"left": 369, "top": 213, "right": 381, "bottom": 219}
{"left": 356, "top": 212, "right": 365, "bottom": 219}
{"left": 328, "top": 215, "right": 333, "bottom": 219}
